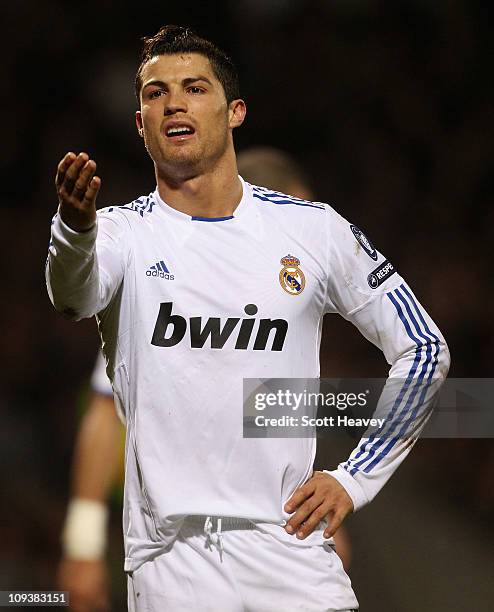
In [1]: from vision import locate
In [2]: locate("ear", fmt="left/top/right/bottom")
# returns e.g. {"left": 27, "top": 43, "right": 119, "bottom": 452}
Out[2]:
{"left": 228, "top": 99, "right": 247, "bottom": 130}
{"left": 135, "top": 111, "right": 144, "bottom": 137}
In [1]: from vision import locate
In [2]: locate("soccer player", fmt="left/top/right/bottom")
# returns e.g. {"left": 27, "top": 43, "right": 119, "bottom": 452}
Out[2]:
{"left": 57, "top": 148, "right": 352, "bottom": 612}
{"left": 47, "top": 25, "right": 449, "bottom": 612}
{"left": 57, "top": 352, "right": 122, "bottom": 612}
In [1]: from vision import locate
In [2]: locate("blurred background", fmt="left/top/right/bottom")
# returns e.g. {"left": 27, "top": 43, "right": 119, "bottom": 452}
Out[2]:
{"left": 1, "top": 0, "right": 493, "bottom": 610}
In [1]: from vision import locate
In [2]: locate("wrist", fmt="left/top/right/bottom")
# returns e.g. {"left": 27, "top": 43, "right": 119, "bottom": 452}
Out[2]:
{"left": 58, "top": 205, "right": 96, "bottom": 233}
{"left": 323, "top": 467, "right": 369, "bottom": 512}
{"left": 52, "top": 213, "right": 97, "bottom": 247}
{"left": 62, "top": 498, "right": 108, "bottom": 560}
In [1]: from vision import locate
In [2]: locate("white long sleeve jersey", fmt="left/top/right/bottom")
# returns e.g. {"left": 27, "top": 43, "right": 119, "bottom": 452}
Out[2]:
{"left": 47, "top": 178, "right": 449, "bottom": 571}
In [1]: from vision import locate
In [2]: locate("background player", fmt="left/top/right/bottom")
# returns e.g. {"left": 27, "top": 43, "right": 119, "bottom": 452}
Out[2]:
{"left": 57, "top": 353, "right": 121, "bottom": 612}
{"left": 57, "top": 147, "right": 352, "bottom": 611}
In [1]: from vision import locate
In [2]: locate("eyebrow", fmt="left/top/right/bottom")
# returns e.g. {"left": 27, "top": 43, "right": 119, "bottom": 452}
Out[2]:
{"left": 143, "top": 76, "right": 213, "bottom": 90}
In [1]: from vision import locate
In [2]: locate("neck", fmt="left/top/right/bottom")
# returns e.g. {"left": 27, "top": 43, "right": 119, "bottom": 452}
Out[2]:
{"left": 155, "top": 150, "right": 243, "bottom": 218}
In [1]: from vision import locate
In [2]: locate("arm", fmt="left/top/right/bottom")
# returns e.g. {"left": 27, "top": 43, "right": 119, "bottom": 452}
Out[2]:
{"left": 46, "top": 152, "right": 127, "bottom": 320}
{"left": 69, "top": 391, "right": 123, "bottom": 502}
{"left": 285, "top": 207, "right": 450, "bottom": 539}
{"left": 57, "top": 390, "right": 124, "bottom": 612}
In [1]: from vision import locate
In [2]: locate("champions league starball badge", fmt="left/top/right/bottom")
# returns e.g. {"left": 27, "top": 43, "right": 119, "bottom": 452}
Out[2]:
{"left": 350, "top": 225, "right": 378, "bottom": 261}
{"left": 279, "top": 254, "right": 306, "bottom": 295}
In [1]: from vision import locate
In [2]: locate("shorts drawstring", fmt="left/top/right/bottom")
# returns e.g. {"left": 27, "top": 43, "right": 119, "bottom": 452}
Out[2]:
{"left": 217, "top": 518, "right": 224, "bottom": 559}
{"left": 203, "top": 516, "right": 224, "bottom": 561}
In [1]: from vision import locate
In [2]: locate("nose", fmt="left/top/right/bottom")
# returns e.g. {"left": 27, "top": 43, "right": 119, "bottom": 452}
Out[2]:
{"left": 164, "top": 89, "right": 187, "bottom": 116}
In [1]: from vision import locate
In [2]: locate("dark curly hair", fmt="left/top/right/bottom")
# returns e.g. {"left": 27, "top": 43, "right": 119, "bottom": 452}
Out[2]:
{"left": 135, "top": 25, "right": 240, "bottom": 104}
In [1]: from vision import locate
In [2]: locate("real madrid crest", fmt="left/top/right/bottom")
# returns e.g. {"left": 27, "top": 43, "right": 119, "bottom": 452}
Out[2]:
{"left": 279, "top": 254, "right": 305, "bottom": 295}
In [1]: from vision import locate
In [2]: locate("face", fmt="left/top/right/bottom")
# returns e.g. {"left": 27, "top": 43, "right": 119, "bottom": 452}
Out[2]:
{"left": 136, "top": 53, "right": 246, "bottom": 179}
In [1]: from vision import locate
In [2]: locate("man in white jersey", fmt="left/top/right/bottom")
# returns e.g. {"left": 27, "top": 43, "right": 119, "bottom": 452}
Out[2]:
{"left": 46, "top": 25, "right": 449, "bottom": 611}
{"left": 57, "top": 148, "right": 352, "bottom": 612}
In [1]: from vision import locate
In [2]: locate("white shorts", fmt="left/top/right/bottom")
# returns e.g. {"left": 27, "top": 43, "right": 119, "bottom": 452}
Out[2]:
{"left": 127, "top": 516, "right": 358, "bottom": 612}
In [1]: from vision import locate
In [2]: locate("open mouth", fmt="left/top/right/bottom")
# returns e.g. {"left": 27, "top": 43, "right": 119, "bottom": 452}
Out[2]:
{"left": 165, "top": 125, "right": 196, "bottom": 140}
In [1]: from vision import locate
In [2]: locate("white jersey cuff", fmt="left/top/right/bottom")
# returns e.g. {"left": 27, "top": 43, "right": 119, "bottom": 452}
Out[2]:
{"left": 52, "top": 212, "right": 97, "bottom": 251}
{"left": 323, "top": 466, "right": 369, "bottom": 512}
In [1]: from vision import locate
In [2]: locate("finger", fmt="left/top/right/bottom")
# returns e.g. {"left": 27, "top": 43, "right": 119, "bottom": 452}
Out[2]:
{"left": 72, "top": 160, "right": 97, "bottom": 200}
{"left": 295, "top": 504, "right": 329, "bottom": 539}
{"left": 284, "top": 479, "right": 316, "bottom": 513}
{"left": 55, "top": 152, "right": 76, "bottom": 187}
{"left": 82, "top": 176, "right": 101, "bottom": 208}
{"left": 324, "top": 511, "right": 346, "bottom": 539}
{"left": 285, "top": 495, "right": 323, "bottom": 533}
{"left": 62, "top": 152, "right": 89, "bottom": 195}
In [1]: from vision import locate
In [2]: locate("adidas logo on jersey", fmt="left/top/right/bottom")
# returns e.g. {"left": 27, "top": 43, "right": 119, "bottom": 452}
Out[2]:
{"left": 146, "top": 260, "right": 174, "bottom": 280}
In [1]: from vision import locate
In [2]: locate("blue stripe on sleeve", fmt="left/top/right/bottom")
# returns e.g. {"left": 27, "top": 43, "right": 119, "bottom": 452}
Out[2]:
{"left": 251, "top": 190, "right": 325, "bottom": 210}
{"left": 345, "top": 289, "right": 424, "bottom": 475}
{"left": 401, "top": 285, "right": 440, "bottom": 344}
{"left": 359, "top": 286, "right": 438, "bottom": 473}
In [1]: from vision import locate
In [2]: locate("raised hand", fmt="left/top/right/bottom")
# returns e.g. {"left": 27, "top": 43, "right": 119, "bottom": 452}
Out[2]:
{"left": 55, "top": 152, "right": 101, "bottom": 232}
